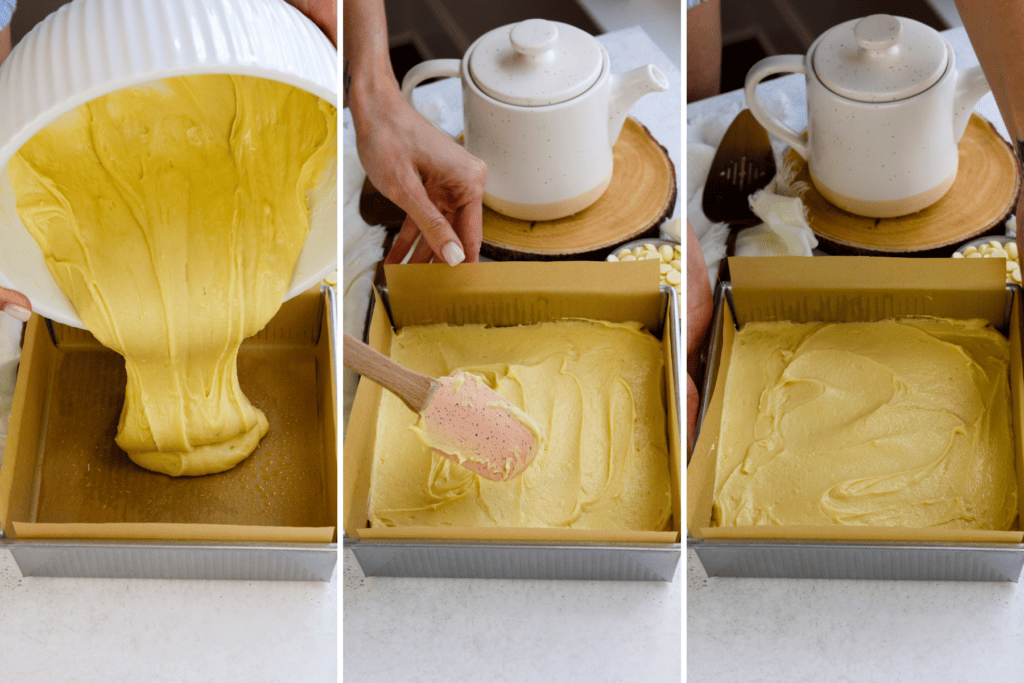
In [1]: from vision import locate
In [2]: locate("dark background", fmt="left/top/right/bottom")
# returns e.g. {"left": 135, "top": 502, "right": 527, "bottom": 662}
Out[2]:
{"left": 717, "top": 0, "right": 949, "bottom": 93}
{"left": 13, "top": 1, "right": 950, "bottom": 97}
{"left": 382, "top": 0, "right": 602, "bottom": 84}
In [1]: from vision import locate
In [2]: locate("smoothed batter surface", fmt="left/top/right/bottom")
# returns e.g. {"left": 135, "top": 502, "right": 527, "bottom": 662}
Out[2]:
{"left": 713, "top": 318, "right": 1018, "bottom": 530}
{"left": 369, "top": 320, "right": 672, "bottom": 530}
{"left": 9, "top": 74, "right": 336, "bottom": 476}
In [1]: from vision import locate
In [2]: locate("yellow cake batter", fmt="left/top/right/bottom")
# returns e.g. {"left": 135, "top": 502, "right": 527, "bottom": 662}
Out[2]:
{"left": 713, "top": 318, "right": 1018, "bottom": 530}
{"left": 369, "top": 320, "right": 672, "bottom": 530}
{"left": 8, "top": 74, "right": 336, "bottom": 476}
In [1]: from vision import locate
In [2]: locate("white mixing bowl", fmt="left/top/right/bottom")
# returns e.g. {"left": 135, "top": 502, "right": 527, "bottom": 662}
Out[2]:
{"left": 0, "top": 0, "right": 337, "bottom": 328}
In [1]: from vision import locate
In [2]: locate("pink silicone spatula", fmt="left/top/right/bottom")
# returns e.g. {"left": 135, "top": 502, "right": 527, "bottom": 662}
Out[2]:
{"left": 343, "top": 333, "right": 541, "bottom": 482}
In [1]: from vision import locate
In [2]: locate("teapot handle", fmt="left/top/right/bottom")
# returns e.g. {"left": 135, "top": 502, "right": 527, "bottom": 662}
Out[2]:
{"left": 400, "top": 59, "right": 463, "bottom": 142}
{"left": 745, "top": 55, "right": 809, "bottom": 160}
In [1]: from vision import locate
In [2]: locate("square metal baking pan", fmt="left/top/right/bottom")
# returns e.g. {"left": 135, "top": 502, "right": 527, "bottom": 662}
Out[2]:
{"left": 345, "top": 283, "right": 682, "bottom": 582}
{"left": 689, "top": 281, "right": 1024, "bottom": 582}
{"left": 0, "top": 285, "right": 339, "bottom": 582}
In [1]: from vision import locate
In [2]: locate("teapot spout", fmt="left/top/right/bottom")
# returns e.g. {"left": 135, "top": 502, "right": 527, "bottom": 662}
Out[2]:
{"left": 608, "top": 64, "right": 669, "bottom": 146}
{"left": 953, "top": 65, "right": 991, "bottom": 142}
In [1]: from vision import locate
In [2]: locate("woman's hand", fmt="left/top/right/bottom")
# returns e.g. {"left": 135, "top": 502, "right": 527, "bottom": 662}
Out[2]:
{"left": 0, "top": 287, "right": 30, "bottom": 322}
{"left": 687, "top": 222, "right": 714, "bottom": 450}
{"left": 355, "top": 87, "right": 486, "bottom": 265}
{"left": 284, "top": 0, "right": 336, "bottom": 46}
{"left": 1, "top": 24, "right": 10, "bottom": 65}
{"left": 0, "top": 25, "right": 31, "bottom": 321}
{"left": 344, "top": 0, "right": 486, "bottom": 266}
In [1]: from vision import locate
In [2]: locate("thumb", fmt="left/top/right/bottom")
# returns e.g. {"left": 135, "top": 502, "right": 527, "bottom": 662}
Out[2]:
{"left": 0, "top": 287, "right": 31, "bottom": 322}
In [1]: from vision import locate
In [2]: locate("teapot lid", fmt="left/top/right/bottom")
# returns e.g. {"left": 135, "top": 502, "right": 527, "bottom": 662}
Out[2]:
{"left": 812, "top": 15, "right": 948, "bottom": 103}
{"left": 468, "top": 19, "right": 604, "bottom": 107}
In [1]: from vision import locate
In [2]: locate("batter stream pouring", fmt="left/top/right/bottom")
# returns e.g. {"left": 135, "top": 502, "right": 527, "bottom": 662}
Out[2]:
{"left": 7, "top": 74, "right": 337, "bottom": 476}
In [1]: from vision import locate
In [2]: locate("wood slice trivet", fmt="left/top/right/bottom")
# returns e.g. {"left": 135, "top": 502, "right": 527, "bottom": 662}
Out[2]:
{"left": 480, "top": 117, "right": 676, "bottom": 261}
{"left": 785, "top": 114, "right": 1020, "bottom": 256}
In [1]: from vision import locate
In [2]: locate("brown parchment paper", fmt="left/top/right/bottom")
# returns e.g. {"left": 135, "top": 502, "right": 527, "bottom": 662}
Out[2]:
{"left": 0, "top": 288, "right": 336, "bottom": 543}
{"left": 688, "top": 257, "right": 1024, "bottom": 544}
{"left": 344, "top": 260, "right": 680, "bottom": 544}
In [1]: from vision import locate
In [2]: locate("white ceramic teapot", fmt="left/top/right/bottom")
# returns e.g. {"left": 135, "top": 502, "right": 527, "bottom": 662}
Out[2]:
{"left": 744, "top": 14, "right": 991, "bottom": 218}
{"left": 400, "top": 19, "right": 668, "bottom": 221}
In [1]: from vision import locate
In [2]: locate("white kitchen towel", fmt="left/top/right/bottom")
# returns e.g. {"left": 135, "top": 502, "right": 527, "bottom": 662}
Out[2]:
{"left": 734, "top": 185, "right": 817, "bottom": 257}
{"left": 342, "top": 111, "right": 386, "bottom": 430}
{"left": 733, "top": 154, "right": 817, "bottom": 257}
{"left": 687, "top": 88, "right": 811, "bottom": 281}
{"left": 0, "top": 314, "right": 22, "bottom": 471}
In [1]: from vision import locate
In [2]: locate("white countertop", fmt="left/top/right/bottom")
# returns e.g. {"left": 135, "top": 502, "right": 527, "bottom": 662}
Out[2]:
{"left": 688, "top": 26, "right": 1024, "bottom": 681}
{"left": 345, "top": 550, "right": 679, "bottom": 682}
{"left": 0, "top": 550, "right": 336, "bottom": 681}
{"left": 343, "top": 27, "right": 682, "bottom": 683}
{"left": 688, "top": 547, "right": 1024, "bottom": 681}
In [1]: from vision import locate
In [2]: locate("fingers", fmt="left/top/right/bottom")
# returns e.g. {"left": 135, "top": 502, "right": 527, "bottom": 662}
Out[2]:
{"left": 384, "top": 217, "right": 420, "bottom": 265}
{"left": 387, "top": 168, "right": 465, "bottom": 266}
{"left": 286, "top": 0, "right": 337, "bottom": 46}
{"left": 358, "top": 96, "right": 486, "bottom": 266}
{"left": 687, "top": 372, "right": 700, "bottom": 454}
{"left": 385, "top": 215, "right": 455, "bottom": 265}
{"left": 407, "top": 224, "right": 437, "bottom": 263}
{"left": 0, "top": 287, "right": 31, "bottom": 322}
{"left": 452, "top": 192, "right": 484, "bottom": 263}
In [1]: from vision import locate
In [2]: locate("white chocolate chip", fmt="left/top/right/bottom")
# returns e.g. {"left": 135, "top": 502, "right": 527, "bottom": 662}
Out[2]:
{"left": 612, "top": 242, "right": 684, "bottom": 293}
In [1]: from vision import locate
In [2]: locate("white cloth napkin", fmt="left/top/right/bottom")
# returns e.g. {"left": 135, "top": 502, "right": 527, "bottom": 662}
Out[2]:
{"left": 734, "top": 161, "right": 817, "bottom": 257}
{"left": 342, "top": 112, "right": 386, "bottom": 429}
{"left": 686, "top": 89, "right": 816, "bottom": 282}
{"left": 0, "top": 314, "right": 23, "bottom": 470}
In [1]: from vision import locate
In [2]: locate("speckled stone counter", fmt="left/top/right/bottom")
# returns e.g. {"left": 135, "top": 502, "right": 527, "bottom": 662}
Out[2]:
{"left": 346, "top": 550, "right": 680, "bottom": 682}
{"left": 0, "top": 550, "right": 336, "bottom": 681}
{"left": 688, "top": 548, "right": 1024, "bottom": 681}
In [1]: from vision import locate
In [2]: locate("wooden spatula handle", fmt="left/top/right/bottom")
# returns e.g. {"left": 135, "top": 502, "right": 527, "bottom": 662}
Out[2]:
{"left": 342, "top": 333, "right": 434, "bottom": 413}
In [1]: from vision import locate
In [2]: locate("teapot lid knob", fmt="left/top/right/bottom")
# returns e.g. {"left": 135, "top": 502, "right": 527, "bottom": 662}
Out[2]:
{"left": 510, "top": 19, "right": 559, "bottom": 57}
{"left": 813, "top": 15, "right": 948, "bottom": 103}
{"left": 468, "top": 19, "right": 604, "bottom": 106}
{"left": 854, "top": 15, "right": 902, "bottom": 51}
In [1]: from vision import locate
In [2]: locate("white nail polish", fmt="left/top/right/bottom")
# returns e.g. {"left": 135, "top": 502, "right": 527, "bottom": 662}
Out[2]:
{"left": 442, "top": 242, "right": 465, "bottom": 266}
{"left": 3, "top": 304, "right": 30, "bottom": 322}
